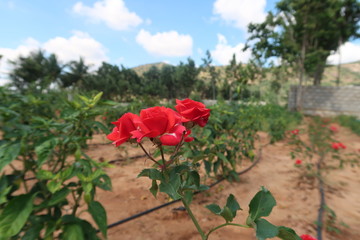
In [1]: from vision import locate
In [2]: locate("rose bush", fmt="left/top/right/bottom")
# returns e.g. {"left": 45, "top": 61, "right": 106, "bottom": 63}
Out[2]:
{"left": 107, "top": 99, "right": 304, "bottom": 240}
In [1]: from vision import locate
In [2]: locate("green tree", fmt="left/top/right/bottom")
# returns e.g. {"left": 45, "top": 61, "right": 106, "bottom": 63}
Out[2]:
{"left": 201, "top": 51, "right": 219, "bottom": 99}
{"left": 175, "top": 58, "right": 200, "bottom": 98}
{"left": 246, "top": 0, "right": 360, "bottom": 86}
{"left": 82, "top": 62, "right": 128, "bottom": 100}
{"left": 9, "top": 50, "right": 62, "bottom": 93}
{"left": 59, "top": 58, "right": 89, "bottom": 88}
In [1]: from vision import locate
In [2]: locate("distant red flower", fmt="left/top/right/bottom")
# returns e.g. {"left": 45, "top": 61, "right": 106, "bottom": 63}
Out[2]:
{"left": 329, "top": 125, "right": 338, "bottom": 132}
{"left": 300, "top": 234, "right": 317, "bottom": 240}
{"left": 331, "top": 142, "right": 346, "bottom": 150}
{"left": 291, "top": 129, "right": 299, "bottom": 135}
{"left": 295, "top": 159, "right": 302, "bottom": 165}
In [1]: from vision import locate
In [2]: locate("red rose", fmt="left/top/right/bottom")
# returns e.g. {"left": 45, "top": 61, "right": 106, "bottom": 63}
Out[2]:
{"left": 331, "top": 142, "right": 346, "bottom": 150}
{"left": 329, "top": 125, "right": 338, "bottom": 132}
{"left": 131, "top": 106, "right": 189, "bottom": 146}
{"left": 107, "top": 113, "right": 142, "bottom": 147}
{"left": 291, "top": 129, "right": 299, "bottom": 135}
{"left": 175, "top": 99, "right": 210, "bottom": 127}
{"left": 295, "top": 159, "right": 302, "bottom": 165}
{"left": 300, "top": 234, "right": 317, "bottom": 240}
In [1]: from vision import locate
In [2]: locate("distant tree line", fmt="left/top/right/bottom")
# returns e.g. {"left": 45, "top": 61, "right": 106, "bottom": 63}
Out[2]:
{"left": 6, "top": 49, "right": 263, "bottom": 101}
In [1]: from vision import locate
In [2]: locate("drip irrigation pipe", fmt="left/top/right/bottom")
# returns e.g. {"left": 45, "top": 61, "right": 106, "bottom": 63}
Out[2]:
{"left": 98, "top": 143, "right": 266, "bottom": 232}
{"left": 316, "top": 154, "right": 326, "bottom": 240}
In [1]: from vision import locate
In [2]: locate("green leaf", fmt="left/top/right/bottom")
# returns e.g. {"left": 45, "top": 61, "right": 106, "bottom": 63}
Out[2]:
{"left": 35, "top": 138, "right": 58, "bottom": 167}
{"left": 277, "top": 226, "right": 301, "bottom": 240}
{"left": 255, "top": 219, "right": 279, "bottom": 240}
{"left": 190, "top": 171, "right": 200, "bottom": 188}
{"left": 47, "top": 188, "right": 70, "bottom": 206}
{"left": 36, "top": 169, "right": 54, "bottom": 180}
{"left": 22, "top": 222, "right": 43, "bottom": 240}
{"left": 0, "top": 193, "right": 35, "bottom": 239}
{"left": 92, "top": 92, "right": 103, "bottom": 105}
{"left": 88, "top": 201, "right": 107, "bottom": 238}
{"left": 149, "top": 180, "right": 158, "bottom": 198}
{"left": 226, "top": 194, "right": 241, "bottom": 218}
{"left": 220, "top": 206, "right": 235, "bottom": 222}
{"left": 92, "top": 121, "right": 110, "bottom": 134}
{"left": 62, "top": 223, "right": 84, "bottom": 240}
{"left": 0, "top": 143, "right": 20, "bottom": 171}
{"left": 47, "top": 180, "right": 62, "bottom": 194}
{"left": 206, "top": 204, "right": 222, "bottom": 215}
{"left": 137, "top": 168, "right": 162, "bottom": 180}
{"left": 247, "top": 186, "right": 276, "bottom": 225}
{"left": 216, "top": 152, "right": 229, "bottom": 164}
{"left": 159, "top": 174, "right": 182, "bottom": 200}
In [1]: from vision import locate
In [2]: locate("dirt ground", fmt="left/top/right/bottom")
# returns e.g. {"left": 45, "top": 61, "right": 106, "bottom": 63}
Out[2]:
{"left": 83, "top": 123, "right": 360, "bottom": 240}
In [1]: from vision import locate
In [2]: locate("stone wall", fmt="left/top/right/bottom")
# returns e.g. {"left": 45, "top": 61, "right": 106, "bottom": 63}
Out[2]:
{"left": 288, "top": 86, "right": 360, "bottom": 119}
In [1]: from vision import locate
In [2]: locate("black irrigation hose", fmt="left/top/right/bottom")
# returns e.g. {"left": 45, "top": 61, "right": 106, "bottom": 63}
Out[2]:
{"left": 99, "top": 143, "right": 266, "bottom": 232}
{"left": 316, "top": 154, "right": 326, "bottom": 240}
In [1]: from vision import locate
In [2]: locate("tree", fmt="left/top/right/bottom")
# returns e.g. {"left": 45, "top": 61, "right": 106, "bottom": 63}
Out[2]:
{"left": 9, "top": 50, "right": 62, "bottom": 93}
{"left": 175, "top": 58, "right": 200, "bottom": 98}
{"left": 201, "top": 50, "right": 219, "bottom": 99}
{"left": 82, "top": 62, "right": 129, "bottom": 100}
{"left": 59, "top": 58, "right": 89, "bottom": 88}
{"left": 246, "top": 0, "right": 360, "bottom": 86}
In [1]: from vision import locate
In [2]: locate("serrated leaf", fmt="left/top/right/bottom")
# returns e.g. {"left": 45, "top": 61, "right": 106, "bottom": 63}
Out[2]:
{"left": 0, "top": 143, "right": 20, "bottom": 171}
{"left": 62, "top": 223, "right": 84, "bottom": 240}
{"left": 137, "top": 168, "right": 162, "bottom": 180}
{"left": 255, "top": 218, "right": 279, "bottom": 240}
{"left": 149, "top": 180, "right": 158, "bottom": 198}
{"left": 159, "top": 174, "right": 182, "bottom": 200}
{"left": 247, "top": 187, "right": 276, "bottom": 225}
{"left": 0, "top": 193, "right": 35, "bottom": 239}
{"left": 88, "top": 201, "right": 107, "bottom": 238}
{"left": 277, "top": 226, "right": 301, "bottom": 240}
{"left": 206, "top": 204, "right": 222, "bottom": 215}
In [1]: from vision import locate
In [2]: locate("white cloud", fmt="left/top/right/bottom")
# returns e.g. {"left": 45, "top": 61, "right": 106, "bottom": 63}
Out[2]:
{"left": 0, "top": 32, "right": 108, "bottom": 85}
{"left": 211, "top": 34, "right": 251, "bottom": 65}
{"left": 73, "top": 0, "right": 143, "bottom": 31}
{"left": 327, "top": 42, "right": 360, "bottom": 65}
{"left": 43, "top": 31, "right": 108, "bottom": 67}
{"left": 213, "top": 0, "right": 266, "bottom": 30}
{"left": 136, "top": 29, "right": 193, "bottom": 57}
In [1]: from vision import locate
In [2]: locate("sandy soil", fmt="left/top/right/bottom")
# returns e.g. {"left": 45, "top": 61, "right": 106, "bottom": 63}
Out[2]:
{"left": 83, "top": 124, "right": 360, "bottom": 240}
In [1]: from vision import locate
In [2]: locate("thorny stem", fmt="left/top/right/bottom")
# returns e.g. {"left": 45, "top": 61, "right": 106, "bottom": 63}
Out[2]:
{"left": 139, "top": 143, "right": 162, "bottom": 167}
{"left": 166, "top": 132, "right": 186, "bottom": 167}
{"left": 206, "top": 222, "right": 250, "bottom": 239}
{"left": 181, "top": 198, "right": 206, "bottom": 240}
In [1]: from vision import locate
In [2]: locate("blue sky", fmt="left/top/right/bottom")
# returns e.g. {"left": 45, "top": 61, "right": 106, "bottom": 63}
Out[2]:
{"left": 1, "top": 0, "right": 360, "bottom": 84}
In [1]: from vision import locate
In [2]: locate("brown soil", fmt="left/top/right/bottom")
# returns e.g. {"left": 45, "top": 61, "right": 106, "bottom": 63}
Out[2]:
{"left": 83, "top": 125, "right": 360, "bottom": 240}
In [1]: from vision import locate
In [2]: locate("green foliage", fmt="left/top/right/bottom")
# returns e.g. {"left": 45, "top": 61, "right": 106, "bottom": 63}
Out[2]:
{"left": 180, "top": 102, "right": 302, "bottom": 180}
{"left": 336, "top": 115, "right": 360, "bottom": 136}
{"left": 246, "top": 0, "right": 360, "bottom": 85}
{"left": 0, "top": 88, "right": 111, "bottom": 239}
